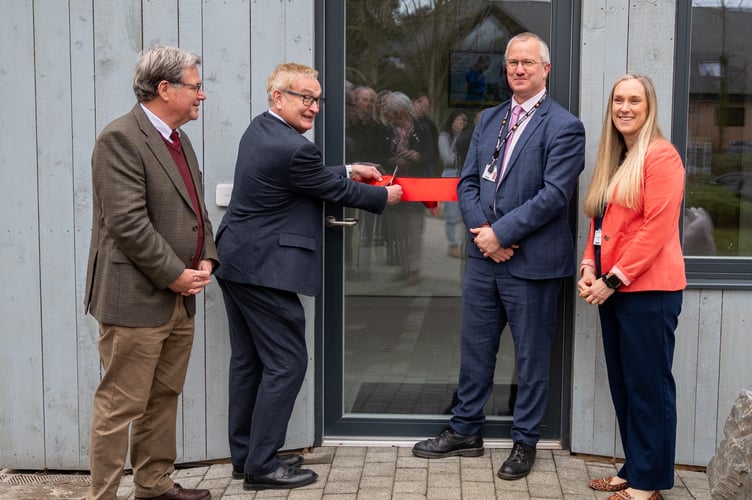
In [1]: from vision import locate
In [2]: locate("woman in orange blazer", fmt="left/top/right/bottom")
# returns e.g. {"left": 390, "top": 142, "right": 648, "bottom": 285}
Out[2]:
{"left": 578, "top": 74, "right": 686, "bottom": 500}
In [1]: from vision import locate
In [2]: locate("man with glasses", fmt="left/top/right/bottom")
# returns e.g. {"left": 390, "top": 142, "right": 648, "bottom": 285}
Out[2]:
{"left": 215, "top": 63, "right": 402, "bottom": 491}
{"left": 85, "top": 46, "right": 217, "bottom": 500}
{"left": 413, "top": 32, "right": 585, "bottom": 480}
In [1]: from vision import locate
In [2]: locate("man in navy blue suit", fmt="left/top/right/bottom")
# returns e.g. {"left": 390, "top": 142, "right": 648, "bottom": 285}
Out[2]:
{"left": 413, "top": 32, "right": 585, "bottom": 480}
{"left": 215, "top": 63, "right": 401, "bottom": 491}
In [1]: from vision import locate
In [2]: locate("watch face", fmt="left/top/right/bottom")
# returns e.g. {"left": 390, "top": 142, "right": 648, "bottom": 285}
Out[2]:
{"left": 604, "top": 274, "right": 621, "bottom": 289}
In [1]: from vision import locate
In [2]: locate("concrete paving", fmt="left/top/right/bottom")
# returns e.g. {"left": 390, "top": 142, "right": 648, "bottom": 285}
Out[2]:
{"left": 0, "top": 446, "right": 711, "bottom": 499}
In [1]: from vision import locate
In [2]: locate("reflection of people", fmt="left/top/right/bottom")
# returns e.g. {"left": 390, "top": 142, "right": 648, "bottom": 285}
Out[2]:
{"left": 438, "top": 110, "right": 468, "bottom": 258}
{"left": 84, "top": 46, "right": 217, "bottom": 500}
{"left": 345, "top": 85, "right": 383, "bottom": 279}
{"left": 465, "top": 55, "right": 490, "bottom": 101}
{"left": 346, "top": 85, "right": 381, "bottom": 163}
{"left": 413, "top": 32, "right": 586, "bottom": 482}
{"left": 215, "top": 63, "right": 402, "bottom": 491}
{"left": 380, "top": 91, "right": 437, "bottom": 284}
{"left": 413, "top": 92, "right": 440, "bottom": 176}
{"left": 578, "top": 74, "right": 685, "bottom": 500}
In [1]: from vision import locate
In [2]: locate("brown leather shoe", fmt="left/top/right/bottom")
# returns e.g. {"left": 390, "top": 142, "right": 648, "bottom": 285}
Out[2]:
{"left": 606, "top": 490, "right": 662, "bottom": 500}
{"left": 135, "top": 483, "right": 211, "bottom": 500}
{"left": 589, "top": 476, "right": 629, "bottom": 492}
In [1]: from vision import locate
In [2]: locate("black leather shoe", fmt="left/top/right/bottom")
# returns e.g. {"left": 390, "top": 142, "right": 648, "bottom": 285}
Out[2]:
{"left": 412, "top": 428, "right": 484, "bottom": 458}
{"left": 497, "top": 441, "right": 536, "bottom": 480}
{"left": 232, "top": 454, "right": 304, "bottom": 479}
{"left": 243, "top": 464, "right": 318, "bottom": 490}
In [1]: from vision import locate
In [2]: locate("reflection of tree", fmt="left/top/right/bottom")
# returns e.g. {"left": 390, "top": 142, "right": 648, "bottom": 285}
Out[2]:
{"left": 345, "top": 0, "right": 498, "bottom": 124}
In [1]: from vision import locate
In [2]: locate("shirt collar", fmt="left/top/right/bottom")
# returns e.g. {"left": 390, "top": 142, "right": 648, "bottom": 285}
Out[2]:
{"left": 268, "top": 109, "right": 294, "bottom": 129}
{"left": 140, "top": 103, "right": 175, "bottom": 141}
{"left": 513, "top": 87, "right": 547, "bottom": 113}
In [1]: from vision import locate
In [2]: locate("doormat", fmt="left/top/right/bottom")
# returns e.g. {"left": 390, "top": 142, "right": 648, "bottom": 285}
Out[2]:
{"left": 350, "top": 382, "right": 516, "bottom": 415}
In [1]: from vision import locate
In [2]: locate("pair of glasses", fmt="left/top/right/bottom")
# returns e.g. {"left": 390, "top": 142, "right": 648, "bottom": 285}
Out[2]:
{"left": 505, "top": 60, "right": 544, "bottom": 70}
{"left": 174, "top": 81, "right": 203, "bottom": 93}
{"left": 284, "top": 89, "right": 324, "bottom": 107}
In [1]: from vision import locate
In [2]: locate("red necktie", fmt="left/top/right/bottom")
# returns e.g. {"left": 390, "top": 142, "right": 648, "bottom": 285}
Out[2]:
{"left": 170, "top": 129, "right": 181, "bottom": 147}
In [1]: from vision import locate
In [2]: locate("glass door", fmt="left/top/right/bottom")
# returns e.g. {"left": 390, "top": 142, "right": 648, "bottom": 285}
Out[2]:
{"left": 318, "top": 0, "right": 579, "bottom": 443}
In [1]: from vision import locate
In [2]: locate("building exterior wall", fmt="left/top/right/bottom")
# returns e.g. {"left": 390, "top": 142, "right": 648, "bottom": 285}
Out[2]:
{"left": 0, "top": 0, "right": 316, "bottom": 470}
{"left": 0, "top": 0, "right": 747, "bottom": 469}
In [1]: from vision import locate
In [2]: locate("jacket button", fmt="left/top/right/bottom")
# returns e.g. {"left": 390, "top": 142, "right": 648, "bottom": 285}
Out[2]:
{"left": 603, "top": 235, "right": 610, "bottom": 241}
{"left": 192, "top": 225, "right": 198, "bottom": 231}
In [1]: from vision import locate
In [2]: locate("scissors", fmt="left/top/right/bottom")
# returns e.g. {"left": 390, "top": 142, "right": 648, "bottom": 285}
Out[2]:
{"left": 387, "top": 165, "right": 399, "bottom": 186}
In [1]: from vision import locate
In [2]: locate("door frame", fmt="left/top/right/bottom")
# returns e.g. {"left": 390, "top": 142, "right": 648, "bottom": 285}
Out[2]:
{"left": 314, "top": 0, "right": 581, "bottom": 447}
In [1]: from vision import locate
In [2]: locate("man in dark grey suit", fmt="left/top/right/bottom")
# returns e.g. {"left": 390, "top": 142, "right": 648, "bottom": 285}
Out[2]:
{"left": 85, "top": 46, "right": 217, "bottom": 500}
{"left": 215, "top": 63, "right": 402, "bottom": 491}
{"left": 413, "top": 32, "right": 586, "bottom": 480}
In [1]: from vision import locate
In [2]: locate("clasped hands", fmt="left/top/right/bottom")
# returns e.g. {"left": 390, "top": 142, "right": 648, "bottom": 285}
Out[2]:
{"left": 577, "top": 268, "right": 615, "bottom": 305}
{"left": 470, "top": 226, "right": 519, "bottom": 263}
{"left": 169, "top": 259, "right": 214, "bottom": 296}
{"left": 350, "top": 163, "right": 403, "bottom": 205}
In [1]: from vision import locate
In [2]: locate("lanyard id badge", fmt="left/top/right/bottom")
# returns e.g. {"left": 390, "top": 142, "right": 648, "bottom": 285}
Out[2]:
{"left": 482, "top": 158, "right": 498, "bottom": 182}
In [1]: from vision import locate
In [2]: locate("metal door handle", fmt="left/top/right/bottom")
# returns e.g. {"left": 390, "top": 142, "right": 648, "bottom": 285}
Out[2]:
{"left": 325, "top": 216, "right": 359, "bottom": 228}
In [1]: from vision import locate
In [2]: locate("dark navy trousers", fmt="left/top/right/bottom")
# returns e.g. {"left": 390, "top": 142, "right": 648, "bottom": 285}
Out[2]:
{"left": 450, "top": 256, "right": 562, "bottom": 446}
{"left": 217, "top": 278, "right": 308, "bottom": 476}
{"left": 599, "top": 290, "right": 682, "bottom": 491}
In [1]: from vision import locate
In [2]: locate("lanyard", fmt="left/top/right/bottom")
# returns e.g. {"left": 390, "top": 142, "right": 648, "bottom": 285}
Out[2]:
{"left": 484, "top": 94, "right": 546, "bottom": 176}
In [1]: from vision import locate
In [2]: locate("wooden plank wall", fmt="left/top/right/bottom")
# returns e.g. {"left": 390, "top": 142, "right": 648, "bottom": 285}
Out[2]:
{"left": 0, "top": 0, "right": 315, "bottom": 470}
{"left": 1, "top": 0, "right": 748, "bottom": 470}
{"left": 573, "top": 0, "right": 752, "bottom": 467}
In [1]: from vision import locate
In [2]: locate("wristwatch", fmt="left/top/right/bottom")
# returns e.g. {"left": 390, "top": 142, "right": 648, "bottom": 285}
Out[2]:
{"left": 601, "top": 273, "right": 623, "bottom": 290}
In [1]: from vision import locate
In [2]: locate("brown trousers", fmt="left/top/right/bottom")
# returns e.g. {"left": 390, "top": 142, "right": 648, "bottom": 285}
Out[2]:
{"left": 87, "top": 296, "right": 194, "bottom": 500}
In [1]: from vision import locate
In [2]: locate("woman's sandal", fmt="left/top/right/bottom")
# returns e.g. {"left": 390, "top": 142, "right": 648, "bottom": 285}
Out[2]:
{"left": 589, "top": 476, "right": 629, "bottom": 492}
{"left": 606, "top": 490, "right": 662, "bottom": 500}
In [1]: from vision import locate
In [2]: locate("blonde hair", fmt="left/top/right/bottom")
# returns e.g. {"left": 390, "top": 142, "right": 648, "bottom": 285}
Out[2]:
{"left": 582, "top": 74, "right": 663, "bottom": 217}
{"left": 266, "top": 63, "right": 319, "bottom": 105}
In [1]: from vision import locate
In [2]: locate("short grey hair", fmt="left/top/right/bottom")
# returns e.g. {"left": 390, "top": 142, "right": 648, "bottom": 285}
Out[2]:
{"left": 505, "top": 32, "right": 551, "bottom": 65}
{"left": 133, "top": 46, "right": 201, "bottom": 102}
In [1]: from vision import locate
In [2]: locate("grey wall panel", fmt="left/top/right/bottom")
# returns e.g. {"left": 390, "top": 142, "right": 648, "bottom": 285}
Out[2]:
{"left": 0, "top": 0, "right": 46, "bottom": 469}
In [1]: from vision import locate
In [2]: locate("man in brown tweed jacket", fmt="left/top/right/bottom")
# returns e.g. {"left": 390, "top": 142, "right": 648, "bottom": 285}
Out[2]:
{"left": 84, "top": 46, "right": 218, "bottom": 500}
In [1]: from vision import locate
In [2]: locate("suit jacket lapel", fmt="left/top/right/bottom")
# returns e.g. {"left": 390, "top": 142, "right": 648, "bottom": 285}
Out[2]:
{"left": 132, "top": 104, "right": 195, "bottom": 211}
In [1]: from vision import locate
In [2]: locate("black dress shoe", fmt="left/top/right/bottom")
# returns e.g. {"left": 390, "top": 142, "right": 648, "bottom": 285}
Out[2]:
{"left": 412, "top": 428, "right": 484, "bottom": 458}
{"left": 243, "top": 464, "right": 318, "bottom": 490}
{"left": 232, "top": 453, "right": 304, "bottom": 479}
{"left": 497, "top": 441, "right": 536, "bottom": 480}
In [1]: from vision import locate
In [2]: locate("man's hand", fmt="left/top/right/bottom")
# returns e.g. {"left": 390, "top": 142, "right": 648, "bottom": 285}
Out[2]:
{"left": 351, "top": 163, "right": 383, "bottom": 182}
{"left": 385, "top": 185, "right": 403, "bottom": 205}
{"left": 169, "top": 268, "right": 211, "bottom": 296}
{"left": 470, "top": 226, "right": 518, "bottom": 262}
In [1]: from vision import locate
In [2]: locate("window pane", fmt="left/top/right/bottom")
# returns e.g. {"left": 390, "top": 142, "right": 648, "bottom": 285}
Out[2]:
{"left": 342, "top": 0, "right": 551, "bottom": 417}
{"left": 684, "top": 2, "right": 752, "bottom": 257}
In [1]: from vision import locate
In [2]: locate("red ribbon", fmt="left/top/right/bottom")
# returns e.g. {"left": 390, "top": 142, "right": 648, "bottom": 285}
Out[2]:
{"left": 365, "top": 176, "right": 459, "bottom": 202}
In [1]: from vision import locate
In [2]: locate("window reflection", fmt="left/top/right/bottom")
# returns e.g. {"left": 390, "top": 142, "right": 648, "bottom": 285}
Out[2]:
{"left": 684, "top": 2, "right": 752, "bottom": 257}
{"left": 343, "top": 0, "right": 550, "bottom": 417}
